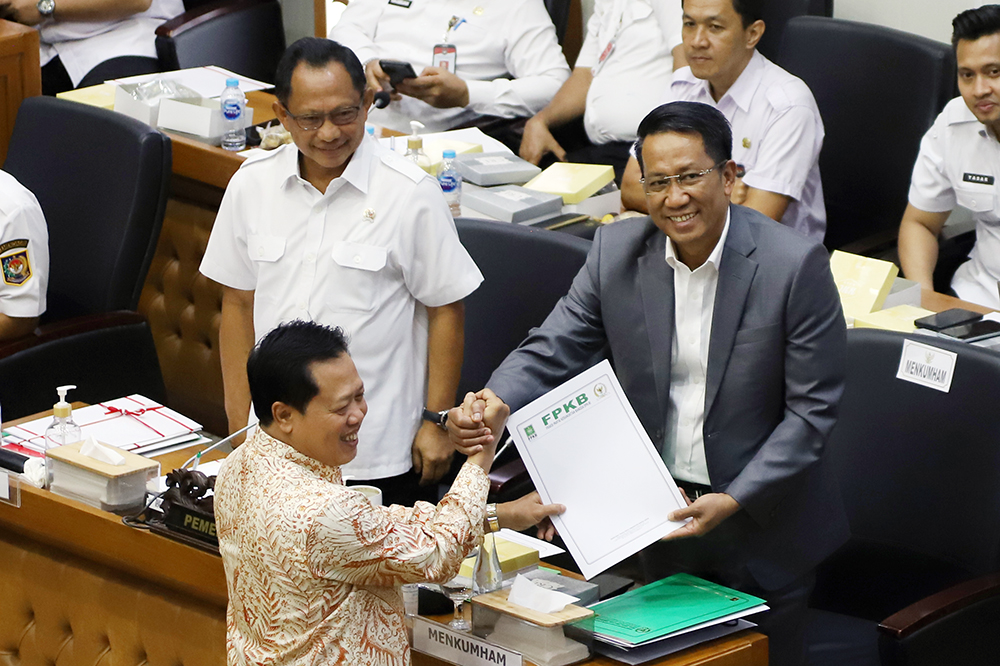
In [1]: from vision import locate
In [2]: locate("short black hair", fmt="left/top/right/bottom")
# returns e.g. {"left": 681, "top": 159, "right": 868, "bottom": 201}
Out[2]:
{"left": 682, "top": 0, "right": 763, "bottom": 29}
{"left": 247, "top": 320, "right": 350, "bottom": 426}
{"left": 273, "top": 37, "right": 366, "bottom": 106}
{"left": 952, "top": 5, "right": 1000, "bottom": 50}
{"left": 634, "top": 102, "right": 733, "bottom": 176}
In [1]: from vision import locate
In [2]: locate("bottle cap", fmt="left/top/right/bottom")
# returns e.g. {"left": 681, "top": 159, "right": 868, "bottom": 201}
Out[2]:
{"left": 226, "top": 78, "right": 239, "bottom": 87}
{"left": 407, "top": 136, "right": 423, "bottom": 149}
{"left": 443, "top": 150, "right": 456, "bottom": 159}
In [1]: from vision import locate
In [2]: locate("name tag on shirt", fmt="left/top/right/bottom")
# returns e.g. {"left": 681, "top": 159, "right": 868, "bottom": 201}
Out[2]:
{"left": 388, "top": 0, "right": 411, "bottom": 7}
{"left": 592, "top": 40, "right": 616, "bottom": 75}
{"left": 432, "top": 44, "right": 457, "bottom": 71}
{"left": 964, "top": 172, "right": 995, "bottom": 186}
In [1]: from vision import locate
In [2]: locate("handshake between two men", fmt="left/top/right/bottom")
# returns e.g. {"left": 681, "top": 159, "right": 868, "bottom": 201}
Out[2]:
{"left": 446, "top": 389, "right": 742, "bottom": 544}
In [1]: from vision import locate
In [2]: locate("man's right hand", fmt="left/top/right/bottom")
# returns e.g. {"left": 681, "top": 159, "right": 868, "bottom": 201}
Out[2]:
{"left": 520, "top": 116, "right": 566, "bottom": 165}
{"left": 448, "top": 389, "right": 508, "bottom": 455}
{"left": 364, "top": 60, "right": 401, "bottom": 101}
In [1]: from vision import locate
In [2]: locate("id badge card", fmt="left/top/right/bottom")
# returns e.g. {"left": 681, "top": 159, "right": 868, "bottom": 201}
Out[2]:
{"left": 432, "top": 44, "right": 457, "bottom": 72}
{"left": 592, "top": 39, "right": 615, "bottom": 75}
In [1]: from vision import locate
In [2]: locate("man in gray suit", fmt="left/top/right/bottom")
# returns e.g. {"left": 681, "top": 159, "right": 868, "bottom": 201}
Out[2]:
{"left": 450, "top": 101, "right": 848, "bottom": 665}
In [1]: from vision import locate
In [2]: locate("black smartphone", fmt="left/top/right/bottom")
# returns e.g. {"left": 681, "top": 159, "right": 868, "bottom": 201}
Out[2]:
{"left": 914, "top": 308, "right": 983, "bottom": 332}
{"left": 939, "top": 319, "right": 1000, "bottom": 342}
{"left": 379, "top": 59, "right": 418, "bottom": 87}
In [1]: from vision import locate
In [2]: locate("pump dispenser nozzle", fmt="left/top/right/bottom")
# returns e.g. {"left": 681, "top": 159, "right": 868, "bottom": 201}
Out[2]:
{"left": 53, "top": 384, "right": 76, "bottom": 418}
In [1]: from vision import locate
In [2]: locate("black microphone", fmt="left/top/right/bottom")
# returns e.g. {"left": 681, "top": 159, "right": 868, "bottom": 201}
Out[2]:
{"left": 374, "top": 91, "right": 391, "bottom": 109}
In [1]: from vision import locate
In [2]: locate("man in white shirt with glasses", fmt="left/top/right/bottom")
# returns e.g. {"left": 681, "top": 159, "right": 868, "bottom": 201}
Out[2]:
{"left": 201, "top": 38, "right": 483, "bottom": 506}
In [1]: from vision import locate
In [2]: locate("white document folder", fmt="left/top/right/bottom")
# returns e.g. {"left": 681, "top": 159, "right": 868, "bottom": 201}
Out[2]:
{"left": 508, "top": 359, "right": 688, "bottom": 579}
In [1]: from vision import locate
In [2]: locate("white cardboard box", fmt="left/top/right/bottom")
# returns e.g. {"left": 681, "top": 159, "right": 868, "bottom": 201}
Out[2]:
{"left": 113, "top": 83, "right": 162, "bottom": 126}
{"left": 157, "top": 97, "right": 254, "bottom": 141}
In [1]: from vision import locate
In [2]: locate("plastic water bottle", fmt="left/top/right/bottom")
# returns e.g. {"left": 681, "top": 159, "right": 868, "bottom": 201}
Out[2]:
{"left": 437, "top": 149, "right": 462, "bottom": 217}
{"left": 220, "top": 78, "right": 246, "bottom": 151}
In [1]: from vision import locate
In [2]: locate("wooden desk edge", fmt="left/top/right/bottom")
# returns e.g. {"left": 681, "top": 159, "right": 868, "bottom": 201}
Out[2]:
{"left": 411, "top": 616, "right": 767, "bottom": 666}
{"left": 0, "top": 407, "right": 228, "bottom": 608}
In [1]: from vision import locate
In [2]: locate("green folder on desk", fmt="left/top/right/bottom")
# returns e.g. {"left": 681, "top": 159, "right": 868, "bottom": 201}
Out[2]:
{"left": 590, "top": 573, "right": 766, "bottom": 646}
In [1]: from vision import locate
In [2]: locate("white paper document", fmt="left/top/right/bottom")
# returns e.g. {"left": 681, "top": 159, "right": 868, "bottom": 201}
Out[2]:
{"left": 7, "top": 395, "right": 202, "bottom": 454}
{"left": 508, "top": 360, "right": 688, "bottom": 579}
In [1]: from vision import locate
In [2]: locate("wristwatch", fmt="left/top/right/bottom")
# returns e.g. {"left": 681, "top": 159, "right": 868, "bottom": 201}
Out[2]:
{"left": 485, "top": 503, "right": 500, "bottom": 533}
{"left": 421, "top": 408, "right": 449, "bottom": 430}
{"left": 36, "top": 0, "right": 55, "bottom": 18}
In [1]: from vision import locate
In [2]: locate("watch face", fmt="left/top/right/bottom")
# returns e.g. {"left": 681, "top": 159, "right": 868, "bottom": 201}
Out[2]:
{"left": 37, "top": 0, "right": 55, "bottom": 16}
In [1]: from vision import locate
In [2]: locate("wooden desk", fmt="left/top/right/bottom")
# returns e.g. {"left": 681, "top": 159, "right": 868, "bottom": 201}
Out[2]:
{"left": 0, "top": 19, "right": 41, "bottom": 165}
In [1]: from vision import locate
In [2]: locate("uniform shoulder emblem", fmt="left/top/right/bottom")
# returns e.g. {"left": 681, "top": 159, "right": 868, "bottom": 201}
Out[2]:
{"left": 0, "top": 239, "right": 31, "bottom": 286}
{"left": 380, "top": 150, "right": 428, "bottom": 184}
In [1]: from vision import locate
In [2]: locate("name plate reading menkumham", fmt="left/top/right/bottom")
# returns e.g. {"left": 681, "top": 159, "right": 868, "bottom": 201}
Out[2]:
{"left": 412, "top": 617, "right": 522, "bottom": 666}
{"left": 896, "top": 339, "right": 958, "bottom": 393}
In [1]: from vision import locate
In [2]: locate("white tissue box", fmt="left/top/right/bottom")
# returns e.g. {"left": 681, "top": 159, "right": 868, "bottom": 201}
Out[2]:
{"left": 472, "top": 588, "right": 594, "bottom": 666}
{"left": 114, "top": 83, "right": 162, "bottom": 126}
{"left": 46, "top": 441, "right": 159, "bottom": 514}
{"left": 157, "top": 97, "right": 254, "bottom": 143}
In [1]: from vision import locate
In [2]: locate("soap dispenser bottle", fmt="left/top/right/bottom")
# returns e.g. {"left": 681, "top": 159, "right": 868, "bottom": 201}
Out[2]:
{"left": 404, "top": 120, "right": 433, "bottom": 174}
{"left": 44, "top": 384, "right": 82, "bottom": 450}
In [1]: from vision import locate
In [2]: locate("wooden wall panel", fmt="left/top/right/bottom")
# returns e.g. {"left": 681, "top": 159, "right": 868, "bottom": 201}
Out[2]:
{"left": 0, "top": 19, "right": 41, "bottom": 167}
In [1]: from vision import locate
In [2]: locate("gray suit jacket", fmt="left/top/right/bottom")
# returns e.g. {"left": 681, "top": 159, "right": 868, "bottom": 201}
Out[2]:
{"left": 488, "top": 204, "right": 849, "bottom": 590}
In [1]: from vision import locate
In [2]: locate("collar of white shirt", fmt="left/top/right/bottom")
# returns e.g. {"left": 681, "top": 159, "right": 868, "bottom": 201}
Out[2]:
{"left": 276, "top": 134, "right": 376, "bottom": 195}
{"left": 673, "top": 50, "right": 765, "bottom": 115}
{"left": 664, "top": 207, "right": 732, "bottom": 272}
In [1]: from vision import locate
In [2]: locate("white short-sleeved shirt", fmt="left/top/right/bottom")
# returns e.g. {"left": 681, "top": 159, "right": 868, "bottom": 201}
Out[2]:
{"left": 331, "top": 0, "right": 570, "bottom": 133}
{"left": 37, "top": 0, "right": 184, "bottom": 86}
{"left": 575, "top": 0, "right": 681, "bottom": 144}
{"left": 909, "top": 97, "right": 1000, "bottom": 310}
{"left": 200, "top": 138, "right": 484, "bottom": 479}
{"left": 662, "top": 51, "right": 826, "bottom": 242}
{"left": 0, "top": 171, "right": 48, "bottom": 319}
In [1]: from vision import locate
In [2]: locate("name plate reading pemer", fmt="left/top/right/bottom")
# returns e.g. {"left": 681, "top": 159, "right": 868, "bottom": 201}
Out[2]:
{"left": 413, "top": 617, "right": 522, "bottom": 666}
{"left": 896, "top": 339, "right": 957, "bottom": 393}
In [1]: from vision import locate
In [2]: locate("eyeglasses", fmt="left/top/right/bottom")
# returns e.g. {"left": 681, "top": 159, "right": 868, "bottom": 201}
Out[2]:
{"left": 641, "top": 160, "right": 728, "bottom": 194}
{"left": 282, "top": 103, "right": 363, "bottom": 131}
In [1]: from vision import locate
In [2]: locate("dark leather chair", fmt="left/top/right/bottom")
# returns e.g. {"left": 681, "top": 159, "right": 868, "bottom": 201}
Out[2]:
{"left": 0, "top": 312, "right": 167, "bottom": 421}
{"left": 454, "top": 218, "right": 594, "bottom": 500}
{"left": 806, "top": 328, "right": 1000, "bottom": 665}
{"left": 3, "top": 96, "right": 171, "bottom": 323}
{"left": 544, "top": 0, "right": 571, "bottom": 45}
{"left": 756, "top": 0, "right": 832, "bottom": 62}
{"left": 155, "top": 0, "right": 286, "bottom": 84}
{"left": 778, "top": 17, "right": 956, "bottom": 253}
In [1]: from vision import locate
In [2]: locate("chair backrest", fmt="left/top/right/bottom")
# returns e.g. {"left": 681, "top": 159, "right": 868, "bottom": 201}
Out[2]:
{"left": 0, "top": 312, "right": 167, "bottom": 421}
{"left": 816, "top": 328, "right": 1000, "bottom": 617}
{"left": 454, "top": 219, "right": 592, "bottom": 401}
{"left": 778, "top": 16, "right": 956, "bottom": 251}
{"left": 544, "top": 0, "right": 571, "bottom": 45}
{"left": 2, "top": 97, "right": 171, "bottom": 323}
{"left": 156, "top": 0, "right": 286, "bottom": 84}
{"left": 755, "top": 0, "right": 832, "bottom": 62}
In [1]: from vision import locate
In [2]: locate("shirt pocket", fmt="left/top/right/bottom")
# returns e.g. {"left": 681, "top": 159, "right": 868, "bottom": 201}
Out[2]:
{"left": 247, "top": 234, "right": 286, "bottom": 262}
{"left": 955, "top": 184, "right": 996, "bottom": 215}
{"left": 328, "top": 241, "right": 388, "bottom": 313}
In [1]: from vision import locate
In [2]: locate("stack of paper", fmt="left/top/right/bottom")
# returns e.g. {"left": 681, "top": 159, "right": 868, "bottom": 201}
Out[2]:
{"left": 853, "top": 304, "right": 935, "bottom": 332}
{"left": 3, "top": 395, "right": 209, "bottom": 458}
{"left": 830, "top": 250, "right": 899, "bottom": 322}
{"left": 590, "top": 574, "right": 767, "bottom": 649}
{"left": 524, "top": 163, "right": 615, "bottom": 204}
{"left": 458, "top": 535, "right": 540, "bottom": 580}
